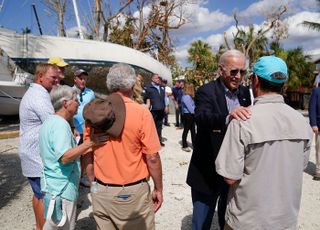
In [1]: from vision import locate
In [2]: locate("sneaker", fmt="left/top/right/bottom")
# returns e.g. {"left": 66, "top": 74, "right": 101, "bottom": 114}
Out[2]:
{"left": 164, "top": 123, "right": 170, "bottom": 126}
{"left": 160, "top": 142, "right": 165, "bottom": 147}
{"left": 80, "top": 176, "right": 91, "bottom": 187}
{"left": 182, "top": 147, "right": 191, "bottom": 152}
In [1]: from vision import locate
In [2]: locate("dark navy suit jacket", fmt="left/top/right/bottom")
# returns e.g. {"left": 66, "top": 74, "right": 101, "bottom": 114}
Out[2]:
{"left": 186, "top": 78, "right": 251, "bottom": 195}
{"left": 144, "top": 83, "right": 166, "bottom": 111}
{"left": 309, "top": 87, "right": 320, "bottom": 128}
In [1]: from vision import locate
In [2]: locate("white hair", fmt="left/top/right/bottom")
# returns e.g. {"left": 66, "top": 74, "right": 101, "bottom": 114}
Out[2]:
{"left": 219, "top": 49, "right": 246, "bottom": 67}
{"left": 106, "top": 63, "right": 136, "bottom": 92}
{"left": 50, "top": 85, "right": 77, "bottom": 112}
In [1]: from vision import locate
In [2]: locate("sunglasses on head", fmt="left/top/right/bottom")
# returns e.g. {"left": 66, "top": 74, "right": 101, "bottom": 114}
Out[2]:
{"left": 229, "top": 69, "right": 247, "bottom": 76}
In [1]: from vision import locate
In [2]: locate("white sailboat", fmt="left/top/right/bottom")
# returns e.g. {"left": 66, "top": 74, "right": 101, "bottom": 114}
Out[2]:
{"left": 0, "top": 27, "right": 171, "bottom": 115}
{"left": 0, "top": 0, "right": 171, "bottom": 116}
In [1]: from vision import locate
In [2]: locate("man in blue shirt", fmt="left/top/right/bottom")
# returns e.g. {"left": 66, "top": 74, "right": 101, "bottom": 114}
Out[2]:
{"left": 73, "top": 69, "right": 95, "bottom": 186}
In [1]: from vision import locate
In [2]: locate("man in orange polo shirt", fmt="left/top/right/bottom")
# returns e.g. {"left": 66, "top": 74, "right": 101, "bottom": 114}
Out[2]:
{"left": 83, "top": 63, "right": 163, "bottom": 229}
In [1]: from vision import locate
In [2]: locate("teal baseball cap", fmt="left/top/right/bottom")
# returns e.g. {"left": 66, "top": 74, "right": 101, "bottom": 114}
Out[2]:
{"left": 253, "top": 56, "right": 288, "bottom": 84}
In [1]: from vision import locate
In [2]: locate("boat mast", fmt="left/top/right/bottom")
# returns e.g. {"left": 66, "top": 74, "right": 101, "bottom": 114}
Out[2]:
{"left": 72, "top": 0, "right": 84, "bottom": 39}
{"left": 32, "top": 4, "right": 43, "bottom": 35}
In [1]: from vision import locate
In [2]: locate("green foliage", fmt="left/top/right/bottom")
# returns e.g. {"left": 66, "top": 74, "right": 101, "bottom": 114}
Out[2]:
{"left": 187, "top": 40, "right": 216, "bottom": 86}
{"left": 286, "top": 48, "right": 314, "bottom": 89}
{"left": 302, "top": 21, "right": 320, "bottom": 32}
{"left": 170, "top": 62, "right": 183, "bottom": 81}
{"left": 270, "top": 43, "right": 314, "bottom": 90}
{"left": 234, "top": 25, "right": 269, "bottom": 67}
{"left": 109, "top": 18, "right": 134, "bottom": 47}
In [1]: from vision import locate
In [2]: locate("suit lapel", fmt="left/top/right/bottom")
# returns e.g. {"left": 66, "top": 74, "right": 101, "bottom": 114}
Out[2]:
{"left": 215, "top": 79, "right": 229, "bottom": 114}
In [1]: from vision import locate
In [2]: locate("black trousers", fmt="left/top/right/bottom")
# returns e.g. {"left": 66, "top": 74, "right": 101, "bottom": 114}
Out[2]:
{"left": 182, "top": 113, "right": 196, "bottom": 148}
{"left": 175, "top": 105, "right": 184, "bottom": 127}
{"left": 151, "top": 109, "right": 165, "bottom": 142}
{"left": 175, "top": 106, "right": 181, "bottom": 127}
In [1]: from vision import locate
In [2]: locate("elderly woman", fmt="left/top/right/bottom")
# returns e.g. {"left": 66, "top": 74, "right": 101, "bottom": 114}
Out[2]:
{"left": 39, "top": 85, "right": 104, "bottom": 230}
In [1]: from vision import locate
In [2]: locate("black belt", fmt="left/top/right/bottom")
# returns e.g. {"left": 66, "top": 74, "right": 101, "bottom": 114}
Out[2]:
{"left": 96, "top": 178, "right": 147, "bottom": 187}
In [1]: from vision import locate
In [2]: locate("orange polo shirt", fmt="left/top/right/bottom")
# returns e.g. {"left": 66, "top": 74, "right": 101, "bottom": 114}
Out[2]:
{"left": 84, "top": 95, "right": 161, "bottom": 184}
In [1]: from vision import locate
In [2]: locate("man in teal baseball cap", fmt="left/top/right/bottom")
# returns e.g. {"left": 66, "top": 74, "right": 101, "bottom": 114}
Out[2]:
{"left": 215, "top": 55, "right": 312, "bottom": 229}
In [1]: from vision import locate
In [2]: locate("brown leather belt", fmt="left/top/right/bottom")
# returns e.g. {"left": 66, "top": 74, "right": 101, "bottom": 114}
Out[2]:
{"left": 96, "top": 178, "right": 147, "bottom": 187}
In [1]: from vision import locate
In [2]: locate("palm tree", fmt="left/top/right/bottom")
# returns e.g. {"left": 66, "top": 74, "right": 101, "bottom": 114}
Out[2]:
{"left": 270, "top": 43, "right": 314, "bottom": 89}
{"left": 233, "top": 25, "right": 268, "bottom": 67}
{"left": 187, "top": 40, "right": 216, "bottom": 85}
{"left": 302, "top": 0, "right": 320, "bottom": 31}
{"left": 302, "top": 21, "right": 320, "bottom": 32}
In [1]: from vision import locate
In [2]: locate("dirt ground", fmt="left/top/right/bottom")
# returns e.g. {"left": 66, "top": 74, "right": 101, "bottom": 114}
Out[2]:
{"left": 0, "top": 115, "right": 319, "bottom": 230}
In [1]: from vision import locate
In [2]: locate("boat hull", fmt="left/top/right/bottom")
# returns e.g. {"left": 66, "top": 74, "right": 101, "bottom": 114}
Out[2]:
{"left": 0, "top": 28, "right": 172, "bottom": 83}
{"left": 0, "top": 81, "right": 27, "bottom": 116}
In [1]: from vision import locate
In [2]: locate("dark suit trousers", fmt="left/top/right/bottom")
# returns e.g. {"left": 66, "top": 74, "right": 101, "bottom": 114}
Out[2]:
{"left": 151, "top": 109, "right": 165, "bottom": 142}
{"left": 191, "top": 183, "right": 229, "bottom": 230}
{"left": 182, "top": 113, "right": 196, "bottom": 148}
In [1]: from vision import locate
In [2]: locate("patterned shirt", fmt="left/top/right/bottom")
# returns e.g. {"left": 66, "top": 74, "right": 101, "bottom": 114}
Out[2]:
{"left": 19, "top": 83, "right": 54, "bottom": 177}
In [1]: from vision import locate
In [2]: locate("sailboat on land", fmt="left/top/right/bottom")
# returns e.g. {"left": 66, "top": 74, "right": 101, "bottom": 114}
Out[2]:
{"left": 0, "top": 27, "right": 172, "bottom": 115}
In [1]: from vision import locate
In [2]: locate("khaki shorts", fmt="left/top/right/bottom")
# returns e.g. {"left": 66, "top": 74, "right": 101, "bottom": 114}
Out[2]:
{"left": 92, "top": 181, "right": 155, "bottom": 230}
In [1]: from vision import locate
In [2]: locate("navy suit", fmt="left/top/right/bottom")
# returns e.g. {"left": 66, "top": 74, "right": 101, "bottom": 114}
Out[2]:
{"left": 308, "top": 87, "right": 320, "bottom": 177}
{"left": 186, "top": 78, "right": 251, "bottom": 229}
{"left": 309, "top": 87, "right": 320, "bottom": 128}
{"left": 144, "top": 83, "right": 166, "bottom": 142}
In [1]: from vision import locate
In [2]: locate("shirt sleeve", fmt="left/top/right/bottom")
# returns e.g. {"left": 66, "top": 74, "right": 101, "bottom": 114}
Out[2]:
{"left": 215, "top": 120, "right": 245, "bottom": 180}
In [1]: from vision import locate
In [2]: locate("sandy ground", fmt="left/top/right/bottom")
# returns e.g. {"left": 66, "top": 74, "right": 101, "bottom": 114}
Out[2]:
{"left": 0, "top": 115, "right": 319, "bottom": 230}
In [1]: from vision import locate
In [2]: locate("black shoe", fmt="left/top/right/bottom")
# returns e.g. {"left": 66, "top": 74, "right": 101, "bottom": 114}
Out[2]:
{"left": 164, "top": 123, "right": 170, "bottom": 126}
{"left": 313, "top": 173, "right": 320, "bottom": 181}
{"left": 160, "top": 142, "right": 165, "bottom": 147}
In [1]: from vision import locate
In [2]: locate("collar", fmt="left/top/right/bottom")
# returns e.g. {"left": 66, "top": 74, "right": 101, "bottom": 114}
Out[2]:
{"left": 220, "top": 78, "right": 239, "bottom": 97}
{"left": 73, "top": 85, "right": 88, "bottom": 94}
{"left": 31, "top": 83, "right": 50, "bottom": 93}
{"left": 151, "top": 82, "right": 160, "bottom": 87}
{"left": 254, "top": 94, "right": 284, "bottom": 105}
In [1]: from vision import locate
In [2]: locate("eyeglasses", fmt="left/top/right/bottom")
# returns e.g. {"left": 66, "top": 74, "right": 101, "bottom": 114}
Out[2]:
{"left": 229, "top": 69, "right": 247, "bottom": 77}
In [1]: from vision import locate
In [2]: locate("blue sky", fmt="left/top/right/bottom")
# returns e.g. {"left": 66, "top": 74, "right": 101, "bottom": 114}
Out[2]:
{"left": 0, "top": 0, "right": 319, "bottom": 66}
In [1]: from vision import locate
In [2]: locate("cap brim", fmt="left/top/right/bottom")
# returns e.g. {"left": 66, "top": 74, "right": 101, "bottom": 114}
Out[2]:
{"left": 57, "top": 61, "right": 68, "bottom": 67}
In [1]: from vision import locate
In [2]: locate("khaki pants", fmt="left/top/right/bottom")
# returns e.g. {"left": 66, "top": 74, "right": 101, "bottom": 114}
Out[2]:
{"left": 224, "top": 223, "right": 233, "bottom": 230}
{"left": 92, "top": 181, "right": 155, "bottom": 230}
{"left": 315, "top": 134, "right": 320, "bottom": 174}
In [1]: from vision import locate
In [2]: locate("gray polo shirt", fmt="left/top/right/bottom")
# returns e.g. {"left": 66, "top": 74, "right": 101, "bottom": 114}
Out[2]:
{"left": 215, "top": 94, "right": 312, "bottom": 230}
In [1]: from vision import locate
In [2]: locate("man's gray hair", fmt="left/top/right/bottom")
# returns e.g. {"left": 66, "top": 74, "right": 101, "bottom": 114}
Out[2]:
{"left": 219, "top": 49, "right": 245, "bottom": 67}
{"left": 106, "top": 63, "right": 136, "bottom": 92}
{"left": 50, "top": 85, "right": 77, "bottom": 112}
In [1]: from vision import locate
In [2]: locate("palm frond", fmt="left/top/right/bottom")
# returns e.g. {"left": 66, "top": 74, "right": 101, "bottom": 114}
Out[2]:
{"left": 302, "top": 21, "right": 320, "bottom": 32}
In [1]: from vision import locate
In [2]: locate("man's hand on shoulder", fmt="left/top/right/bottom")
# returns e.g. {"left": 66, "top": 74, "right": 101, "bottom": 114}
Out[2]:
{"left": 229, "top": 106, "right": 252, "bottom": 122}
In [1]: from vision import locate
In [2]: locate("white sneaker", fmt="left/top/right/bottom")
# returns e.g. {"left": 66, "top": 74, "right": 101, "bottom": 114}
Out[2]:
{"left": 182, "top": 147, "right": 191, "bottom": 152}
